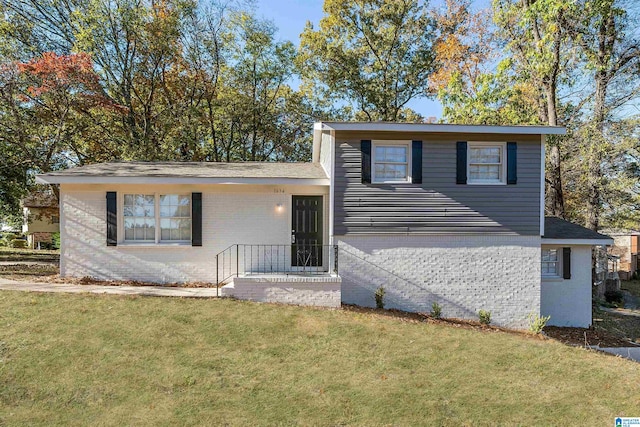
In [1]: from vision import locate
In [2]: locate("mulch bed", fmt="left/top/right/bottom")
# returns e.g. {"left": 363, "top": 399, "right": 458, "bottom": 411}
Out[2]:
{"left": 343, "top": 305, "right": 639, "bottom": 348}
{"left": 545, "top": 326, "right": 640, "bottom": 348}
{"left": 342, "top": 305, "right": 546, "bottom": 337}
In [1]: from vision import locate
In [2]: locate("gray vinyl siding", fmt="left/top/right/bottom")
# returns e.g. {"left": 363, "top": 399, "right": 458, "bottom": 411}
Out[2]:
{"left": 333, "top": 133, "right": 542, "bottom": 236}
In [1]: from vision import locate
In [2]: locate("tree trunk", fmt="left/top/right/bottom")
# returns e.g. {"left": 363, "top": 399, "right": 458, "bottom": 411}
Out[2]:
{"left": 585, "top": 72, "right": 607, "bottom": 231}
{"left": 544, "top": 77, "right": 565, "bottom": 218}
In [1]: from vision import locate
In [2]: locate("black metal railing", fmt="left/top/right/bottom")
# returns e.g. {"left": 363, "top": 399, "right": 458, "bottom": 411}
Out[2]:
{"left": 216, "top": 244, "right": 339, "bottom": 284}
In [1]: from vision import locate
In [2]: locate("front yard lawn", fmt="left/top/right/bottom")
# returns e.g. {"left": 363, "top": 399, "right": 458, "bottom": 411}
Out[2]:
{"left": 1, "top": 292, "right": 639, "bottom": 426}
{"left": 0, "top": 247, "right": 59, "bottom": 263}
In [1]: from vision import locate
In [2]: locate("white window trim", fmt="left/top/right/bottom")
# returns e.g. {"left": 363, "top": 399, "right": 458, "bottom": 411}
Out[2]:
{"left": 371, "top": 140, "right": 412, "bottom": 184}
{"left": 121, "top": 193, "right": 192, "bottom": 245}
{"left": 541, "top": 247, "right": 562, "bottom": 279}
{"left": 467, "top": 141, "right": 507, "bottom": 185}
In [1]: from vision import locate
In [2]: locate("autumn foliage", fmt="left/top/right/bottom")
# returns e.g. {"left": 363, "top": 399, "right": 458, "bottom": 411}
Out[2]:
{"left": 17, "top": 52, "right": 123, "bottom": 111}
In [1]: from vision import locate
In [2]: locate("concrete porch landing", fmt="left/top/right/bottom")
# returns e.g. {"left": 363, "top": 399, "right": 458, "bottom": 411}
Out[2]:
{"left": 221, "top": 274, "right": 342, "bottom": 307}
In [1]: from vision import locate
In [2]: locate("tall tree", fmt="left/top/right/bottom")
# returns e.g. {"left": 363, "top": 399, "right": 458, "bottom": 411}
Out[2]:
{"left": 298, "top": 0, "right": 437, "bottom": 121}
{"left": 431, "top": 0, "right": 540, "bottom": 125}
{"left": 494, "top": 0, "right": 576, "bottom": 218}
{"left": 571, "top": 0, "right": 640, "bottom": 230}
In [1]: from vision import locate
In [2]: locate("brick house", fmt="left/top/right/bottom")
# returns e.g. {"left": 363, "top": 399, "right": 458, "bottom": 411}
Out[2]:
{"left": 37, "top": 122, "right": 613, "bottom": 328}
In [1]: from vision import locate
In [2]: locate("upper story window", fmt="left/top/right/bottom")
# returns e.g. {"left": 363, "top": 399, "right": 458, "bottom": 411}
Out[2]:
{"left": 541, "top": 248, "right": 560, "bottom": 277}
{"left": 372, "top": 141, "right": 411, "bottom": 183}
{"left": 123, "top": 193, "right": 191, "bottom": 243}
{"left": 468, "top": 142, "right": 506, "bottom": 185}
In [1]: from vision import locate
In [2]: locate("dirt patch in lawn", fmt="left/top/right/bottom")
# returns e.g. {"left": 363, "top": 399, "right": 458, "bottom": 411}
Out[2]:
{"left": 545, "top": 326, "right": 640, "bottom": 348}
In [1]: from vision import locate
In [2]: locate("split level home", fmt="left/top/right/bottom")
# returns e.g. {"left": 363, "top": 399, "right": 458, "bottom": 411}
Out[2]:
{"left": 37, "top": 122, "right": 613, "bottom": 328}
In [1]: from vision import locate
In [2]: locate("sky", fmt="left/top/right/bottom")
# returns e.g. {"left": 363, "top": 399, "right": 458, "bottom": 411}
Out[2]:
{"left": 254, "top": 0, "right": 446, "bottom": 119}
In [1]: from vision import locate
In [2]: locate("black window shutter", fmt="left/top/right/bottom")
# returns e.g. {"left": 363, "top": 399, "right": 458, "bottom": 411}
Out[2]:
{"left": 507, "top": 142, "right": 517, "bottom": 185}
{"left": 412, "top": 141, "right": 423, "bottom": 184}
{"left": 361, "top": 140, "right": 371, "bottom": 184}
{"left": 106, "top": 192, "right": 117, "bottom": 246}
{"left": 562, "top": 247, "right": 571, "bottom": 279}
{"left": 456, "top": 141, "right": 467, "bottom": 184}
{"left": 192, "top": 192, "right": 202, "bottom": 246}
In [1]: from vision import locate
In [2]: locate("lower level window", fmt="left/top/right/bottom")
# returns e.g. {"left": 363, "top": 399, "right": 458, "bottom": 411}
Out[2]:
{"left": 541, "top": 248, "right": 559, "bottom": 277}
{"left": 124, "top": 194, "right": 191, "bottom": 243}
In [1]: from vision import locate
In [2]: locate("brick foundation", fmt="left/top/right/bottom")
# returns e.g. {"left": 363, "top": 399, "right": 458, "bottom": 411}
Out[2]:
{"left": 336, "top": 235, "right": 541, "bottom": 328}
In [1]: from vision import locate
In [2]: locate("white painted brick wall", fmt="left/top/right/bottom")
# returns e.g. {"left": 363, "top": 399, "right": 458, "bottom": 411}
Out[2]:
{"left": 221, "top": 276, "right": 341, "bottom": 307}
{"left": 337, "top": 235, "right": 541, "bottom": 328}
{"left": 541, "top": 245, "right": 592, "bottom": 327}
{"left": 60, "top": 184, "right": 328, "bottom": 284}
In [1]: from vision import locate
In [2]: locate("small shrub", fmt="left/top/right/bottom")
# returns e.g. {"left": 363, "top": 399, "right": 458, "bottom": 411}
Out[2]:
{"left": 478, "top": 310, "right": 492, "bottom": 325}
{"left": 374, "top": 287, "right": 385, "bottom": 309}
{"left": 52, "top": 232, "right": 61, "bottom": 250}
{"left": 10, "top": 239, "right": 27, "bottom": 249}
{"left": 431, "top": 301, "right": 442, "bottom": 319}
{"left": 604, "top": 290, "right": 624, "bottom": 304}
{"left": 527, "top": 313, "right": 551, "bottom": 334}
{"left": 4, "top": 233, "right": 16, "bottom": 242}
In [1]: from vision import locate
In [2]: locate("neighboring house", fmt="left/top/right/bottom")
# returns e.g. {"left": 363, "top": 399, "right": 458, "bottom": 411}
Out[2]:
{"left": 21, "top": 191, "right": 60, "bottom": 249}
{"left": 604, "top": 230, "right": 640, "bottom": 280}
{"left": 37, "top": 122, "right": 613, "bottom": 328}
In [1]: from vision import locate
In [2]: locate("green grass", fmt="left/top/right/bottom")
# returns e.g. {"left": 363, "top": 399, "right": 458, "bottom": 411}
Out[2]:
{"left": 0, "top": 247, "right": 59, "bottom": 263}
{"left": 0, "top": 264, "right": 58, "bottom": 281}
{"left": 1, "top": 292, "right": 640, "bottom": 426}
{"left": 621, "top": 280, "right": 640, "bottom": 299}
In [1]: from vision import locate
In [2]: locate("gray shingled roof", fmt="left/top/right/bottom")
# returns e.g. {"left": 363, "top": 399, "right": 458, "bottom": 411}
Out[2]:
{"left": 544, "top": 217, "right": 612, "bottom": 240}
{"left": 40, "top": 162, "right": 328, "bottom": 179}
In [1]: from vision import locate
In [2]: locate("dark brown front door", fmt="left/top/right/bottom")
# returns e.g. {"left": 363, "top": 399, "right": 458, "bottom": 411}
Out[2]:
{"left": 292, "top": 196, "right": 323, "bottom": 267}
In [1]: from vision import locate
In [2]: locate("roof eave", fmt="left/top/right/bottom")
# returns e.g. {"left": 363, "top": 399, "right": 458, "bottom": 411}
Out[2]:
{"left": 36, "top": 175, "right": 330, "bottom": 186}
{"left": 541, "top": 237, "right": 614, "bottom": 246}
{"left": 317, "top": 121, "right": 567, "bottom": 135}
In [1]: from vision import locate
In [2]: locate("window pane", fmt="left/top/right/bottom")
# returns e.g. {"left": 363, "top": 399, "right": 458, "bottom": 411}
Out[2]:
{"left": 469, "top": 164, "right": 500, "bottom": 180}
{"left": 375, "top": 163, "right": 408, "bottom": 180}
{"left": 179, "top": 219, "right": 191, "bottom": 240}
{"left": 541, "top": 249, "right": 559, "bottom": 276}
{"left": 376, "top": 146, "right": 407, "bottom": 163}
{"left": 160, "top": 216, "right": 191, "bottom": 241}
{"left": 178, "top": 205, "right": 191, "bottom": 217}
{"left": 124, "top": 218, "right": 134, "bottom": 240}
{"left": 470, "top": 147, "right": 501, "bottom": 163}
{"left": 160, "top": 218, "right": 171, "bottom": 240}
{"left": 124, "top": 194, "right": 156, "bottom": 241}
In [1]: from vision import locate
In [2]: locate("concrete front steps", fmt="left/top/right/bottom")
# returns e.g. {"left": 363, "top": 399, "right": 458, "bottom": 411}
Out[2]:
{"left": 221, "top": 274, "right": 342, "bottom": 308}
